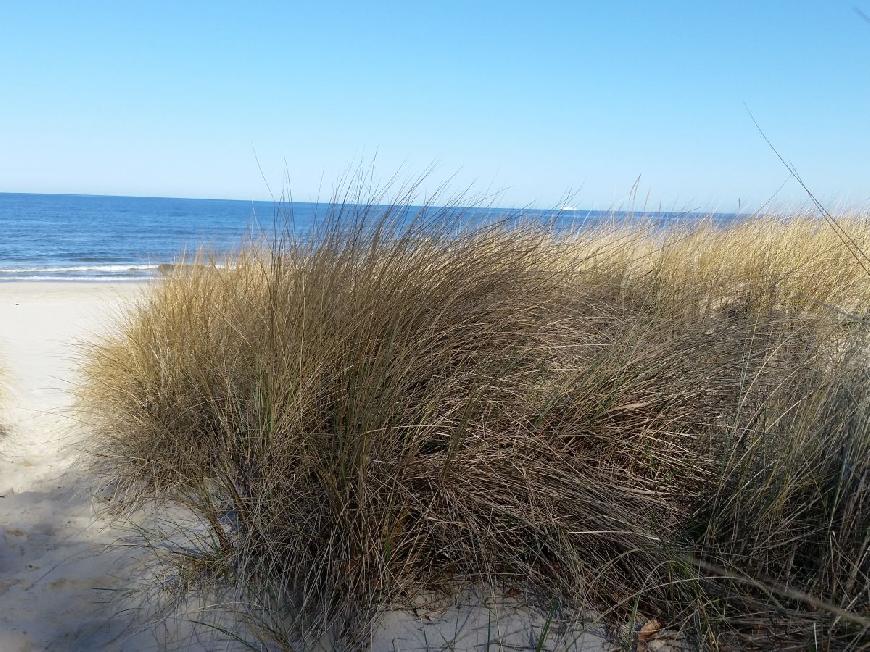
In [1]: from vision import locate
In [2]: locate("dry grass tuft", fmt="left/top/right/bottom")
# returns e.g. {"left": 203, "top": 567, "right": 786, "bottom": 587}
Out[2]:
{"left": 81, "top": 192, "right": 870, "bottom": 650}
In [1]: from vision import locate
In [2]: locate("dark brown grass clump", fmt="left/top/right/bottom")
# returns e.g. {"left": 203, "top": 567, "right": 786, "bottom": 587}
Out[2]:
{"left": 81, "top": 193, "right": 870, "bottom": 649}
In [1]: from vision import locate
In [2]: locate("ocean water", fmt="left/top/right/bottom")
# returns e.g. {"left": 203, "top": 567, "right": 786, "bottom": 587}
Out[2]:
{"left": 0, "top": 192, "right": 732, "bottom": 281}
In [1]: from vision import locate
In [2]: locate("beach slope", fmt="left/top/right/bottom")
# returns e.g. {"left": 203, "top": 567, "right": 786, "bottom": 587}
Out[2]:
{"left": 0, "top": 283, "right": 145, "bottom": 650}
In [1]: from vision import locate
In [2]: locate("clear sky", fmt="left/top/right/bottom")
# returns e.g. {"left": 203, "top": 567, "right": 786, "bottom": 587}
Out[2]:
{"left": 1, "top": 1, "right": 868, "bottom": 211}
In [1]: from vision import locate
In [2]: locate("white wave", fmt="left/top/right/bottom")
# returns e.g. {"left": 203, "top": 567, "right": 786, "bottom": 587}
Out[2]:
{"left": 0, "top": 263, "right": 161, "bottom": 273}
{"left": 0, "top": 276, "right": 154, "bottom": 282}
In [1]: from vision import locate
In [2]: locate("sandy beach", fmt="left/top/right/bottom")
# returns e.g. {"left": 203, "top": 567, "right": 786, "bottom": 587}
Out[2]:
{"left": 0, "top": 282, "right": 148, "bottom": 650}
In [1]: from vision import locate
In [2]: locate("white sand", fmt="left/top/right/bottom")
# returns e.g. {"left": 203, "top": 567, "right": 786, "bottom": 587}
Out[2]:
{"left": 0, "top": 282, "right": 612, "bottom": 651}
{"left": 0, "top": 282, "right": 151, "bottom": 650}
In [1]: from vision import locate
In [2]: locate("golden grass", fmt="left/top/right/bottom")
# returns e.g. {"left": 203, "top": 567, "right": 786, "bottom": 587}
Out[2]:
{"left": 81, "top": 202, "right": 870, "bottom": 649}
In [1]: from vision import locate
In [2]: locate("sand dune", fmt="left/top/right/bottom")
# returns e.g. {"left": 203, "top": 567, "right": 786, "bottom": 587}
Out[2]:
{"left": 0, "top": 282, "right": 613, "bottom": 651}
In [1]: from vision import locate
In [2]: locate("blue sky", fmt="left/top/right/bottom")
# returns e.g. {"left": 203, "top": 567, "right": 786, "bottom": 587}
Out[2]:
{"left": 1, "top": 1, "right": 868, "bottom": 211}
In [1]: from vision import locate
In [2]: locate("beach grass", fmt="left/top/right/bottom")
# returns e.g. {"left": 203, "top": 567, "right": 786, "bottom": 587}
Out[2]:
{"left": 80, "top": 195, "right": 870, "bottom": 649}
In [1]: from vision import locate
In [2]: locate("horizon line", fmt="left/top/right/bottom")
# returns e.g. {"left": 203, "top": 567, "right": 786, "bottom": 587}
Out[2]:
{"left": 0, "top": 190, "right": 748, "bottom": 218}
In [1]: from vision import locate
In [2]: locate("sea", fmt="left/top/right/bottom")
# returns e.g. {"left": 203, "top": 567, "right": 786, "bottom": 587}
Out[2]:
{"left": 0, "top": 192, "right": 735, "bottom": 281}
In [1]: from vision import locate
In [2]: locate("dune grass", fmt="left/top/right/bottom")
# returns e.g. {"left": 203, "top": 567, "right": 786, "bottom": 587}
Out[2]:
{"left": 81, "top": 196, "right": 870, "bottom": 650}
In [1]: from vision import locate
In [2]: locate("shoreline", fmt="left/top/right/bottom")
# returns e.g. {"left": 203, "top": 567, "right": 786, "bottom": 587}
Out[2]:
{"left": 0, "top": 278, "right": 157, "bottom": 283}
